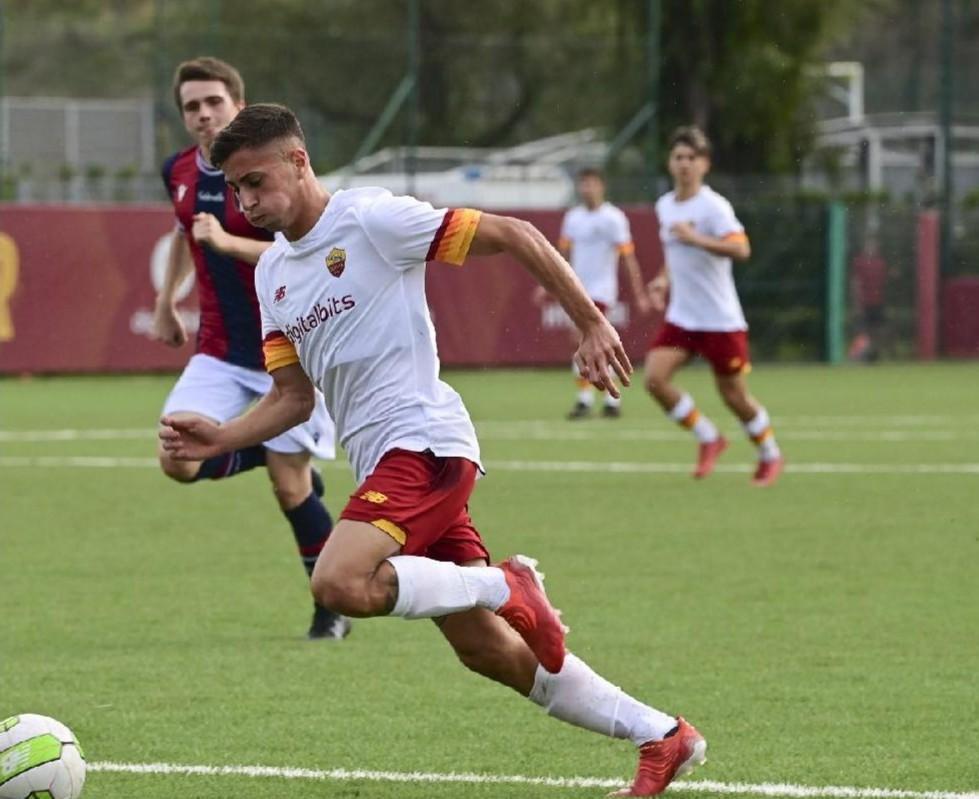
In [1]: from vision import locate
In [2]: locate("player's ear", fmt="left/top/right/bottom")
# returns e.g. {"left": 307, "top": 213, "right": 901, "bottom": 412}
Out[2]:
{"left": 287, "top": 146, "right": 308, "bottom": 174}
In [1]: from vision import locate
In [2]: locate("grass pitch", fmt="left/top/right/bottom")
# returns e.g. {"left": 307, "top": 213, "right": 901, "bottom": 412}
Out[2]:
{"left": 2, "top": 364, "right": 977, "bottom": 798}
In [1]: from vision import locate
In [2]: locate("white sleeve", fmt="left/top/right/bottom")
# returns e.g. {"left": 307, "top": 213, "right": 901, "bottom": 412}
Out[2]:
{"left": 255, "top": 260, "right": 300, "bottom": 373}
{"left": 559, "top": 211, "right": 573, "bottom": 244}
{"left": 706, "top": 196, "right": 745, "bottom": 239}
{"left": 255, "top": 266, "right": 277, "bottom": 340}
{"left": 363, "top": 193, "right": 481, "bottom": 270}
{"left": 610, "top": 208, "right": 633, "bottom": 247}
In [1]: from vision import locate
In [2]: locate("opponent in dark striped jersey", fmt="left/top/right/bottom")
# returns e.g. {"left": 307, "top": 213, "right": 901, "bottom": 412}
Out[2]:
{"left": 152, "top": 57, "right": 348, "bottom": 640}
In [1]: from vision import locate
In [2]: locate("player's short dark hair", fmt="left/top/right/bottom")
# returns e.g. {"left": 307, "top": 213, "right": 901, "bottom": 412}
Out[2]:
{"left": 668, "top": 126, "right": 711, "bottom": 157}
{"left": 172, "top": 56, "right": 245, "bottom": 110}
{"left": 210, "top": 104, "right": 306, "bottom": 168}
{"left": 577, "top": 166, "right": 605, "bottom": 182}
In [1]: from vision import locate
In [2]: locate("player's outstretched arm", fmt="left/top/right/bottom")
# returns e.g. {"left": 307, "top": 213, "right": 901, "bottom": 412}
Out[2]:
{"left": 160, "top": 363, "right": 315, "bottom": 460}
{"left": 469, "top": 213, "right": 632, "bottom": 397}
{"left": 622, "top": 250, "right": 651, "bottom": 313}
{"left": 151, "top": 230, "right": 194, "bottom": 347}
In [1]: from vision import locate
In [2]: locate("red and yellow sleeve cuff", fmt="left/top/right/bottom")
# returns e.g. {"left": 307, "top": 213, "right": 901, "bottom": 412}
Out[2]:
{"left": 617, "top": 241, "right": 636, "bottom": 255}
{"left": 262, "top": 331, "right": 299, "bottom": 372}
{"left": 426, "top": 208, "right": 482, "bottom": 265}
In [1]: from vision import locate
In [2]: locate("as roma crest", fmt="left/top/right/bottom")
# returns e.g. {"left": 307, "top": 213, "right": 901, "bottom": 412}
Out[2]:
{"left": 326, "top": 247, "right": 346, "bottom": 277}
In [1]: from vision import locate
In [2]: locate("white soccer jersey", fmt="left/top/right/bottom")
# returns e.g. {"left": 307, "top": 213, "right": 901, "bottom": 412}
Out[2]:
{"left": 558, "top": 202, "right": 634, "bottom": 307}
{"left": 655, "top": 186, "right": 748, "bottom": 331}
{"left": 257, "top": 188, "right": 482, "bottom": 483}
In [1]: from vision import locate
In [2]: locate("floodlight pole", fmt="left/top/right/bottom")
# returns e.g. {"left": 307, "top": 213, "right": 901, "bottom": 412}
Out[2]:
{"left": 348, "top": 0, "right": 420, "bottom": 187}
{"left": 938, "top": 0, "right": 953, "bottom": 278}
{"left": 406, "top": 0, "right": 420, "bottom": 195}
{"left": 644, "top": 0, "right": 661, "bottom": 199}
{"left": 0, "top": 0, "right": 6, "bottom": 199}
{"left": 604, "top": 0, "right": 660, "bottom": 198}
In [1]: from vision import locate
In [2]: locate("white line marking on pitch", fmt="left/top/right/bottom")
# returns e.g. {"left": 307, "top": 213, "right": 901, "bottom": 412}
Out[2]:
{"left": 2, "top": 455, "right": 979, "bottom": 475}
{"left": 87, "top": 761, "right": 979, "bottom": 799}
{"left": 0, "top": 426, "right": 972, "bottom": 443}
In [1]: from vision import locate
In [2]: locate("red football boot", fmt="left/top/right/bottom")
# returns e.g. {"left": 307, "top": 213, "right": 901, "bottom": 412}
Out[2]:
{"left": 692, "top": 436, "right": 728, "bottom": 479}
{"left": 495, "top": 555, "right": 566, "bottom": 674}
{"left": 609, "top": 717, "right": 707, "bottom": 797}
{"left": 752, "top": 456, "right": 784, "bottom": 486}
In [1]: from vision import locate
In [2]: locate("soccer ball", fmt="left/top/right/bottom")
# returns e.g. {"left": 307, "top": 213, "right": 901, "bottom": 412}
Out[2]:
{"left": 0, "top": 715, "right": 86, "bottom": 799}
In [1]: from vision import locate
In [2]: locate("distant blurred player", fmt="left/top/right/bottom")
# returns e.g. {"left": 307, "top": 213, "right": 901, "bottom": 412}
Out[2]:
{"left": 645, "top": 126, "right": 783, "bottom": 486}
{"left": 160, "top": 104, "right": 706, "bottom": 796}
{"left": 538, "top": 168, "right": 649, "bottom": 419}
{"left": 152, "top": 58, "right": 349, "bottom": 638}
{"left": 848, "top": 233, "right": 887, "bottom": 362}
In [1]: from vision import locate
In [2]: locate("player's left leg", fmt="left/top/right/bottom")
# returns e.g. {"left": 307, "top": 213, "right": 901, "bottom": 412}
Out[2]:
{"left": 568, "top": 359, "right": 596, "bottom": 419}
{"left": 265, "top": 450, "right": 349, "bottom": 640}
{"left": 436, "top": 602, "right": 705, "bottom": 796}
{"left": 713, "top": 371, "right": 783, "bottom": 486}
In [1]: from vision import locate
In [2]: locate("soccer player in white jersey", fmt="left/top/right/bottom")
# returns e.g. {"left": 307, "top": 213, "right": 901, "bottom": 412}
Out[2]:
{"left": 646, "top": 126, "right": 783, "bottom": 486}
{"left": 160, "top": 104, "right": 706, "bottom": 797}
{"left": 540, "top": 168, "right": 649, "bottom": 419}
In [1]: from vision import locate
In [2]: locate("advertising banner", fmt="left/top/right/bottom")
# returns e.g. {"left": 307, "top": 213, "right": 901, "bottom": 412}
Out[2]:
{"left": 0, "top": 204, "right": 663, "bottom": 374}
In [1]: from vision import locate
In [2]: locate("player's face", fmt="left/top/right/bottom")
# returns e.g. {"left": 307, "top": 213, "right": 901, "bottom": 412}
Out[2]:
{"left": 222, "top": 141, "right": 305, "bottom": 232}
{"left": 577, "top": 175, "right": 605, "bottom": 207}
{"left": 667, "top": 144, "right": 709, "bottom": 187}
{"left": 179, "top": 80, "right": 244, "bottom": 148}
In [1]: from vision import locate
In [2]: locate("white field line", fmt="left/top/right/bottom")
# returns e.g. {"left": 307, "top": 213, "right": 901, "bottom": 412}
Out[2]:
{"left": 0, "top": 427, "right": 973, "bottom": 443}
{"left": 2, "top": 455, "right": 979, "bottom": 475}
{"left": 87, "top": 760, "right": 979, "bottom": 799}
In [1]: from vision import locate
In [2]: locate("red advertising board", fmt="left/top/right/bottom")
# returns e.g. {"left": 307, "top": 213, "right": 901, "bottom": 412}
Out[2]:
{"left": 0, "top": 203, "right": 663, "bottom": 374}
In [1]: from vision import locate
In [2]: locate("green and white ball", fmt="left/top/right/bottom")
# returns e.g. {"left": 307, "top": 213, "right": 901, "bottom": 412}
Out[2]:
{"left": 0, "top": 715, "right": 86, "bottom": 799}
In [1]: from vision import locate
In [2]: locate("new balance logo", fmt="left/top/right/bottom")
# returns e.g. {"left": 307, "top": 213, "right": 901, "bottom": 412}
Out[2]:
{"left": 273, "top": 286, "right": 287, "bottom": 303}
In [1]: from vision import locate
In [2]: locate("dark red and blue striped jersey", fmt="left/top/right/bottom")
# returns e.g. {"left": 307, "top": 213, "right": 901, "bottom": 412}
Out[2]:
{"left": 161, "top": 145, "right": 273, "bottom": 370}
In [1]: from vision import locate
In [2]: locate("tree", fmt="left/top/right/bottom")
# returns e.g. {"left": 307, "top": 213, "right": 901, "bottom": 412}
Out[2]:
{"left": 1, "top": 0, "right": 870, "bottom": 174}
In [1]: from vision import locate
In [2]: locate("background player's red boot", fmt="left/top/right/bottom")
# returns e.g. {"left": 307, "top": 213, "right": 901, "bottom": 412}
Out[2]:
{"left": 609, "top": 717, "right": 707, "bottom": 797}
{"left": 496, "top": 555, "right": 566, "bottom": 673}
{"left": 752, "top": 456, "right": 784, "bottom": 486}
{"left": 692, "top": 436, "right": 727, "bottom": 478}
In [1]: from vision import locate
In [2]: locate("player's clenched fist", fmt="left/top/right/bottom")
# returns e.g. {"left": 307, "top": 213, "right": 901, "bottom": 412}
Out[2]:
{"left": 191, "top": 212, "right": 230, "bottom": 252}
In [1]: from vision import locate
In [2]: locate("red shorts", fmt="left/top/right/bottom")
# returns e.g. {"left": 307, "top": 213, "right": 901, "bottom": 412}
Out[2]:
{"left": 340, "top": 449, "right": 489, "bottom": 565}
{"left": 650, "top": 322, "right": 751, "bottom": 376}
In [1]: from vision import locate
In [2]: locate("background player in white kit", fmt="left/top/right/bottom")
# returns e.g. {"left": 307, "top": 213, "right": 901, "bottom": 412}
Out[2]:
{"left": 536, "top": 167, "right": 649, "bottom": 419}
{"left": 646, "top": 126, "right": 784, "bottom": 486}
{"left": 160, "top": 104, "right": 707, "bottom": 797}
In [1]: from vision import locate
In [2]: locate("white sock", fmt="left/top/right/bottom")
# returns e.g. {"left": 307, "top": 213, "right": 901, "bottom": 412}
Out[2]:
{"left": 529, "top": 652, "right": 677, "bottom": 745}
{"left": 604, "top": 393, "right": 621, "bottom": 408}
{"left": 573, "top": 360, "right": 594, "bottom": 406}
{"left": 744, "top": 407, "right": 781, "bottom": 462}
{"left": 387, "top": 556, "right": 510, "bottom": 619}
{"left": 668, "top": 393, "right": 719, "bottom": 444}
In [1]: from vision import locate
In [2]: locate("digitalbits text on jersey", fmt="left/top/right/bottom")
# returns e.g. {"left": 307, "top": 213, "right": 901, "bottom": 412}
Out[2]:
{"left": 283, "top": 295, "right": 356, "bottom": 345}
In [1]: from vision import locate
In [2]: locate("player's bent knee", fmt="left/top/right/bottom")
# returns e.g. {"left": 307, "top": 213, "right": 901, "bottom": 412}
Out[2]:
{"left": 269, "top": 480, "right": 308, "bottom": 510}
{"left": 158, "top": 453, "right": 198, "bottom": 483}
